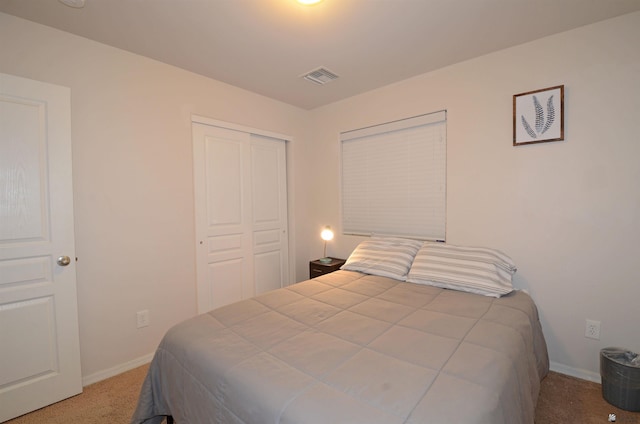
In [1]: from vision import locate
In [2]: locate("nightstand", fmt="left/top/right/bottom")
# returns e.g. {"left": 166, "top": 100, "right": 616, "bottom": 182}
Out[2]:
{"left": 309, "top": 258, "right": 346, "bottom": 279}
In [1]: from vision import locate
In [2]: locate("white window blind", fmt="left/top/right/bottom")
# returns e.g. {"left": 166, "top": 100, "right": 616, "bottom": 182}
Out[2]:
{"left": 341, "top": 111, "right": 446, "bottom": 241}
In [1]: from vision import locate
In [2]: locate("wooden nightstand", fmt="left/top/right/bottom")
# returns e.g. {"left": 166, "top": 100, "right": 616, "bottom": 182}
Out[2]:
{"left": 309, "top": 258, "right": 346, "bottom": 279}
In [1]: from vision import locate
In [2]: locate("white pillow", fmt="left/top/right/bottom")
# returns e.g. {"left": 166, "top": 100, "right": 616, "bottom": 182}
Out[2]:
{"left": 407, "top": 242, "right": 516, "bottom": 297}
{"left": 341, "top": 237, "right": 423, "bottom": 281}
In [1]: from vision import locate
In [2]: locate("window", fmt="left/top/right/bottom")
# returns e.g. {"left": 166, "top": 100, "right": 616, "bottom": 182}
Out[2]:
{"left": 341, "top": 111, "right": 446, "bottom": 241}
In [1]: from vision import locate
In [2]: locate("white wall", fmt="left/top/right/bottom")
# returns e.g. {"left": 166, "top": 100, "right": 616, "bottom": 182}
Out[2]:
{"left": 306, "top": 12, "right": 640, "bottom": 380}
{"left": 0, "top": 12, "right": 310, "bottom": 382}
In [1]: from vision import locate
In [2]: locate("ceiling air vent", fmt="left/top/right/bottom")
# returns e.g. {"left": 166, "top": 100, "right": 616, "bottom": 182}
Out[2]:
{"left": 301, "top": 67, "right": 339, "bottom": 85}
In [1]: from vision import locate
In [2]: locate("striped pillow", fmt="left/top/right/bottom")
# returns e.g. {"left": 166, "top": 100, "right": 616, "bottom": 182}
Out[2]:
{"left": 407, "top": 242, "right": 516, "bottom": 297}
{"left": 341, "top": 237, "right": 423, "bottom": 281}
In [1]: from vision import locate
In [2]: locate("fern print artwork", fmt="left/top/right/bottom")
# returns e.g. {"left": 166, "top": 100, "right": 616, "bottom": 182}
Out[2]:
{"left": 513, "top": 85, "right": 564, "bottom": 145}
{"left": 521, "top": 94, "right": 554, "bottom": 138}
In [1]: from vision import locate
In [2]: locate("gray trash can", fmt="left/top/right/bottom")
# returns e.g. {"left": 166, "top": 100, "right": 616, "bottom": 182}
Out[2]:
{"left": 600, "top": 347, "right": 640, "bottom": 411}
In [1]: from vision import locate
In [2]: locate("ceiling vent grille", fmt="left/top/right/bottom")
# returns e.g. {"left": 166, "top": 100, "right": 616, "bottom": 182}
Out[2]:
{"left": 301, "top": 67, "right": 339, "bottom": 85}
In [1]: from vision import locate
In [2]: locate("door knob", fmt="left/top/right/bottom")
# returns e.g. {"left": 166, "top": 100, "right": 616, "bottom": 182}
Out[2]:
{"left": 57, "top": 256, "right": 71, "bottom": 266}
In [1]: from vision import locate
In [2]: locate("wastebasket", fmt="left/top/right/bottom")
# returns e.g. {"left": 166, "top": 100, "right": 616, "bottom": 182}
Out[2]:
{"left": 600, "top": 347, "right": 640, "bottom": 411}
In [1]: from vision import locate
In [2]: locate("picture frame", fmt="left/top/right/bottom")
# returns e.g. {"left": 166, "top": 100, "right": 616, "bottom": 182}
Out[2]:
{"left": 513, "top": 85, "right": 564, "bottom": 146}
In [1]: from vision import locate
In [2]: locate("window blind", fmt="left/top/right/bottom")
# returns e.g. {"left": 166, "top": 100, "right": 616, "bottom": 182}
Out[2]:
{"left": 341, "top": 111, "right": 446, "bottom": 241}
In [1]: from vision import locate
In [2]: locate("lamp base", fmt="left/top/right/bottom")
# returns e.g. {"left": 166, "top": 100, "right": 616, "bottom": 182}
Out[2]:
{"left": 319, "top": 257, "right": 332, "bottom": 263}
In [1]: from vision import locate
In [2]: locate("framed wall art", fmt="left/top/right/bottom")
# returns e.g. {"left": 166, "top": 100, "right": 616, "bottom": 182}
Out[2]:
{"left": 513, "top": 85, "right": 564, "bottom": 146}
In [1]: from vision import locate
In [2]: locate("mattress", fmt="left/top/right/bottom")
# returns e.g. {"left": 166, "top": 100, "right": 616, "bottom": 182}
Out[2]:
{"left": 132, "top": 270, "right": 549, "bottom": 424}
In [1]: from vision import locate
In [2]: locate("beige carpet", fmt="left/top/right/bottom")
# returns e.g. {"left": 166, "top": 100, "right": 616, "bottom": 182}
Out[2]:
{"left": 536, "top": 372, "right": 639, "bottom": 424}
{"left": 5, "top": 365, "right": 149, "bottom": 424}
{"left": 6, "top": 367, "right": 640, "bottom": 423}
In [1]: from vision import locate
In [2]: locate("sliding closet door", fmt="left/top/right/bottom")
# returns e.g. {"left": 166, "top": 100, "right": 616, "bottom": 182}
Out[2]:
{"left": 250, "top": 135, "right": 289, "bottom": 296}
{"left": 192, "top": 121, "right": 289, "bottom": 313}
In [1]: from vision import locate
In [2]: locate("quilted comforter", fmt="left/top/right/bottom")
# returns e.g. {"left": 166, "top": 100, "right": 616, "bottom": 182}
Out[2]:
{"left": 132, "top": 270, "right": 549, "bottom": 424}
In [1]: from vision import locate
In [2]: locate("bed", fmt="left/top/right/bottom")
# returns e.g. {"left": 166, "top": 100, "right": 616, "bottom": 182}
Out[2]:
{"left": 131, "top": 240, "right": 549, "bottom": 424}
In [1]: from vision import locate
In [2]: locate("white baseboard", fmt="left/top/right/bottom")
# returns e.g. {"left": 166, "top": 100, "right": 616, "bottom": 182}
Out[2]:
{"left": 549, "top": 361, "right": 601, "bottom": 384}
{"left": 82, "top": 352, "right": 155, "bottom": 387}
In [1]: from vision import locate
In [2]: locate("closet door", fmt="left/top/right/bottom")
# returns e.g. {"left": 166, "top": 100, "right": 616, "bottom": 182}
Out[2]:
{"left": 250, "top": 135, "right": 289, "bottom": 296}
{"left": 192, "top": 121, "right": 289, "bottom": 313}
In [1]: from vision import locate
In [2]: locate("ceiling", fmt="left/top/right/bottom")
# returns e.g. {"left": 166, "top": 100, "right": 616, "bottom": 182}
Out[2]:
{"left": 2, "top": 0, "right": 639, "bottom": 110}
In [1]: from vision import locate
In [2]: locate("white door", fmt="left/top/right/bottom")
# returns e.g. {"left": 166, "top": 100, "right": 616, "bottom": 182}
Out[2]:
{"left": 249, "top": 135, "right": 289, "bottom": 296}
{"left": 193, "top": 121, "right": 289, "bottom": 313}
{"left": 0, "top": 73, "right": 82, "bottom": 422}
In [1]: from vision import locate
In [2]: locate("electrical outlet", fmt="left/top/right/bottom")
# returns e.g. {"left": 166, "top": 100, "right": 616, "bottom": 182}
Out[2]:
{"left": 585, "top": 319, "right": 600, "bottom": 340}
{"left": 137, "top": 310, "right": 150, "bottom": 328}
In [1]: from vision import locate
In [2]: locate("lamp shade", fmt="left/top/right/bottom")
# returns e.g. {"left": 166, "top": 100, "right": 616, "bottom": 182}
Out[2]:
{"left": 321, "top": 226, "right": 334, "bottom": 241}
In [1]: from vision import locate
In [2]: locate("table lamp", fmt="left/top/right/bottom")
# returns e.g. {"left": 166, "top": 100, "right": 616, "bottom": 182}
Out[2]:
{"left": 320, "top": 226, "right": 334, "bottom": 263}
